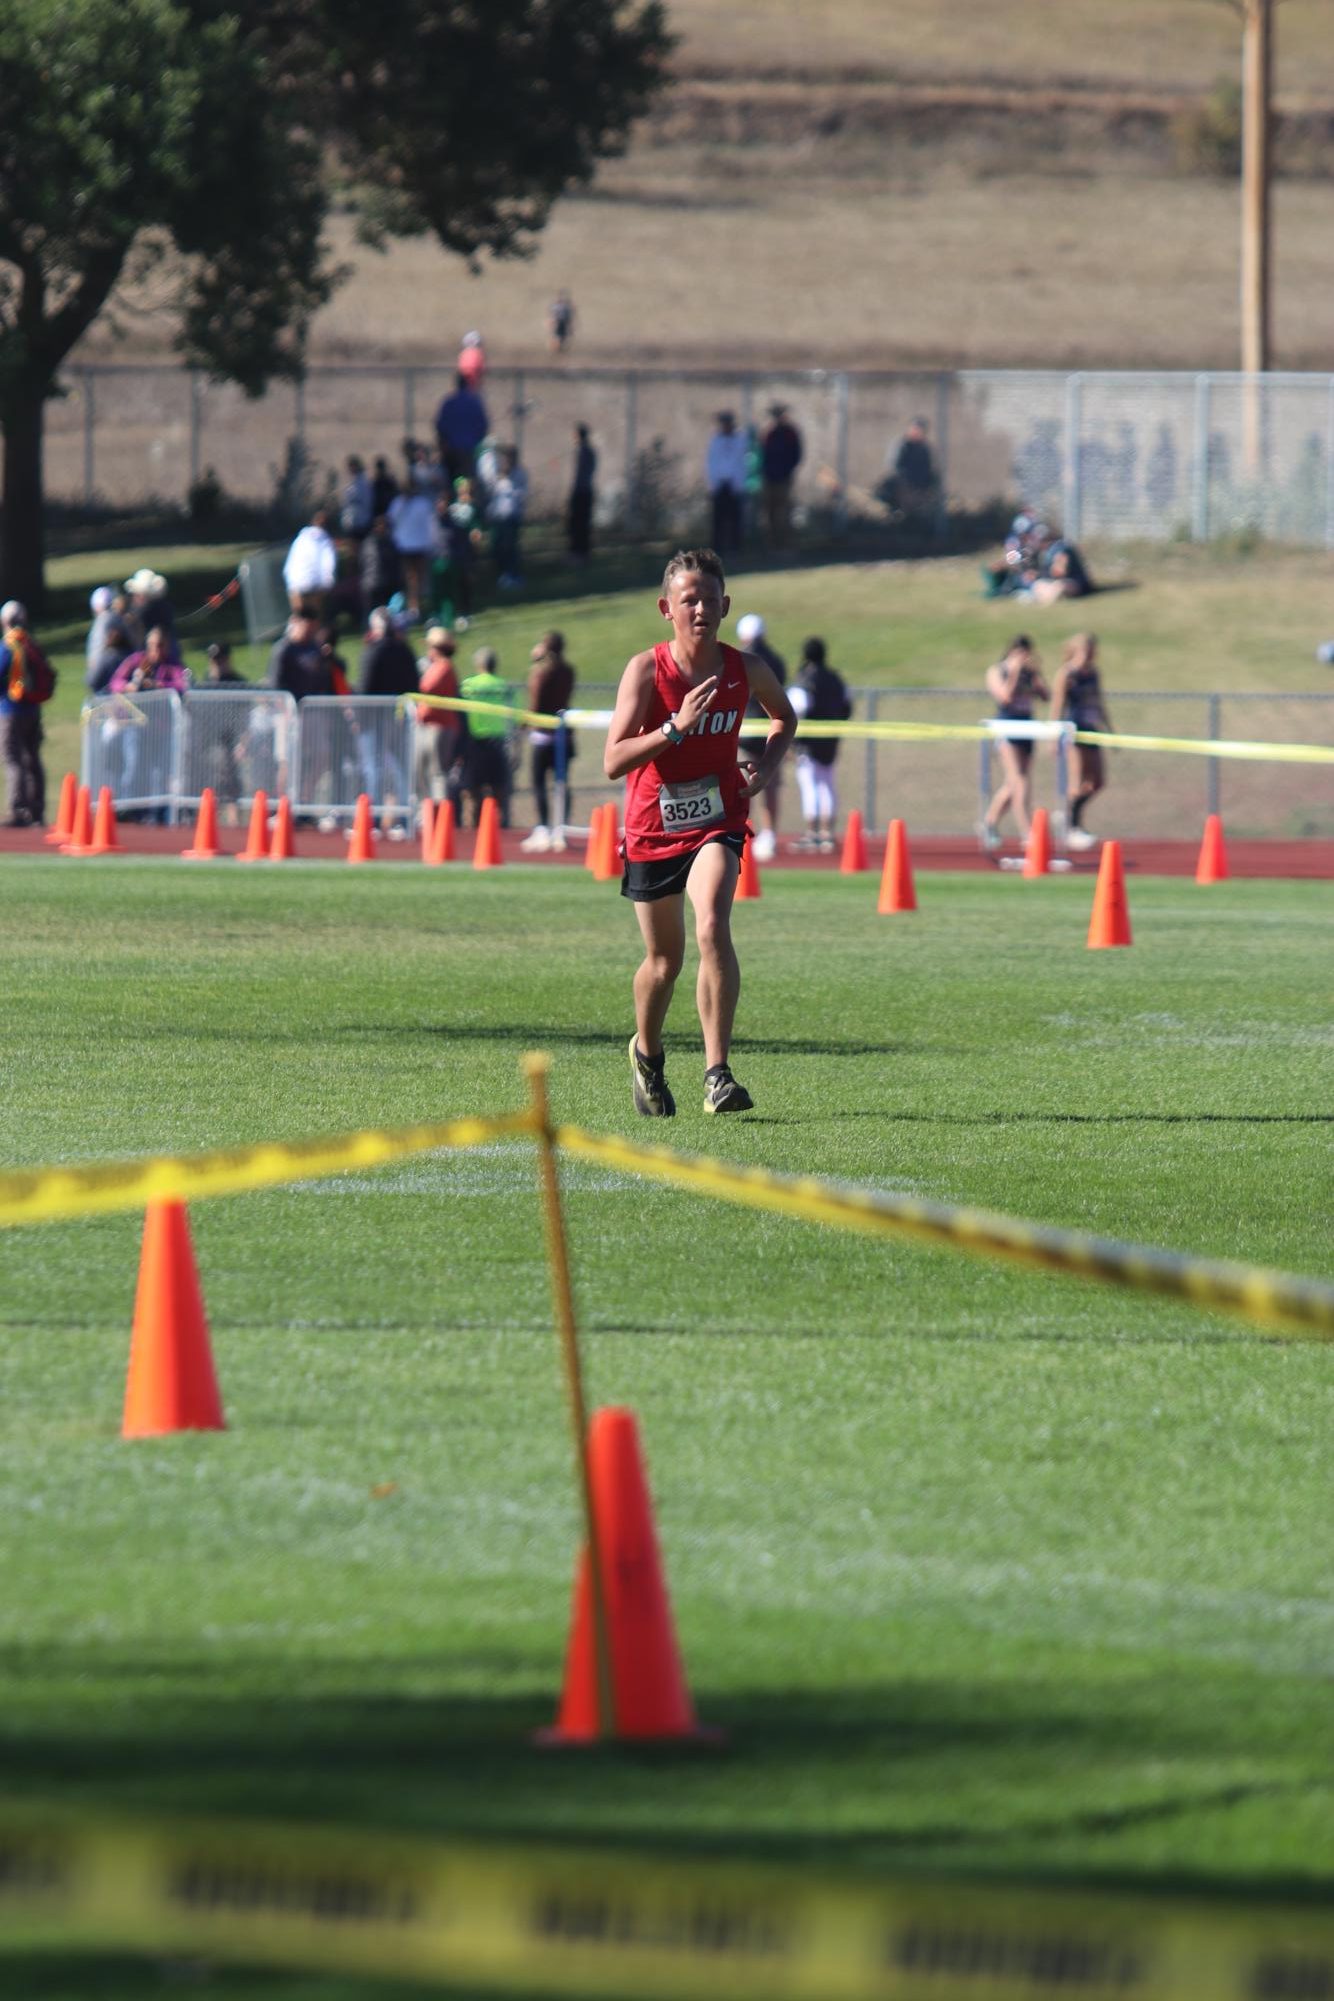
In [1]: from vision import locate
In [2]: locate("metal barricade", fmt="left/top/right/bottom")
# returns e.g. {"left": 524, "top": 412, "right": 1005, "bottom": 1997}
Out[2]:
{"left": 291, "top": 696, "right": 416, "bottom": 832}
{"left": 178, "top": 689, "right": 298, "bottom": 819}
{"left": 80, "top": 689, "right": 183, "bottom": 823}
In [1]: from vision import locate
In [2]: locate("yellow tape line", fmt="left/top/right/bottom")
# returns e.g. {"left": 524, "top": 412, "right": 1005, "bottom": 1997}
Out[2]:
{"left": 0, "top": 1112, "right": 536, "bottom": 1228}
{"left": 2, "top": 1806, "right": 1332, "bottom": 2000}
{"left": 555, "top": 1128, "right": 1334, "bottom": 1340}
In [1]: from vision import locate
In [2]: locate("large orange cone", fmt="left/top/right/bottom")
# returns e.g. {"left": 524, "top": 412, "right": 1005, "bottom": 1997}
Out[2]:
{"left": 237, "top": 789, "right": 270, "bottom": 863}
{"left": 419, "top": 798, "right": 436, "bottom": 864}
{"left": 1022, "top": 806, "right": 1052, "bottom": 878}
{"left": 121, "top": 1200, "right": 225, "bottom": 1438}
{"left": 348, "top": 792, "right": 376, "bottom": 863}
{"left": 735, "top": 832, "right": 761, "bottom": 900}
{"left": 268, "top": 794, "right": 297, "bottom": 861}
{"left": 877, "top": 818, "right": 917, "bottom": 913}
{"left": 182, "top": 787, "right": 220, "bottom": 860}
{"left": 839, "top": 809, "right": 867, "bottom": 873}
{"left": 592, "top": 802, "right": 619, "bottom": 882}
{"left": 584, "top": 802, "right": 605, "bottom": 874}
{"left": 1087, "top": 838, "right": 1132, "bottom": 948}
{"left": 85, "top": 785, "right": 121, "bottom": 855}
{"left": 1196, "top": 813, "right": 1229, "bottom": 884}
{"left": 542, "top": 1407, "right": 714, "bottom": 1745}
{"left": 46, "top": 772, "right": 77, "bottom": 844}
{"left": 473, "top": 794, "right": 503, "bottom": 869}
{"left": 428, "top": 797, "right": 456, "bottom": 865}
{"left": 60, "top": 784, "right": 94, "bottom": 855}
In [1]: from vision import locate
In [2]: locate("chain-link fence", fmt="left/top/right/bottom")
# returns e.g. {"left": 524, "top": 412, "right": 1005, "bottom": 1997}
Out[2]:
{"left": 80, "top": 690, "right": 183, "bottom": 822}
{"left": 290, "top": 696, "right": 418, "bottom": 832}
{"left": 51, "top": 364, "right": 1334, "bottom": 547}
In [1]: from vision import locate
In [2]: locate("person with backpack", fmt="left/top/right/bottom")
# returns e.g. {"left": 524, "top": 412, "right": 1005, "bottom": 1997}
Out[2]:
{"left": 0, "top": 600, "right": 56, "bottom": 827}
{"left": 789, "top": 636, "right": 852, "bottom": 852}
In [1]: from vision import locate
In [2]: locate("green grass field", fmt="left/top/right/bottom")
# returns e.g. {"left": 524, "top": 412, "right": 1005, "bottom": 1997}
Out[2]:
{"left": 1, "top": 853, "right": 1331, "bottom": 1995}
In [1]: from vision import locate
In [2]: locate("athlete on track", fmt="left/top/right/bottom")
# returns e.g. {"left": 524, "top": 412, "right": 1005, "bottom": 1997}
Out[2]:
{"left": 605, "top": 547, "right": 796, "bottom": 1117}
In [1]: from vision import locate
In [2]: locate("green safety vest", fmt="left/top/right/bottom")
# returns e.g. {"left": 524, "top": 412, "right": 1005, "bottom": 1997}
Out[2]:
{"left": 460, "top": 672, "right": 512, "bottom": 739}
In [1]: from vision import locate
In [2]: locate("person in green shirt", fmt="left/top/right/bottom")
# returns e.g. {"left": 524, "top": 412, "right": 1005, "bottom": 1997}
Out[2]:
{"left": 459, "top": 646, "right": 514, "bottom": 826}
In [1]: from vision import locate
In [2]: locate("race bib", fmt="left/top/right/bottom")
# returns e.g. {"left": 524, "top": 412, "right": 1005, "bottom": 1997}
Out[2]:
{"left": 660, "top": 776, "right": 723, "bottom": 831}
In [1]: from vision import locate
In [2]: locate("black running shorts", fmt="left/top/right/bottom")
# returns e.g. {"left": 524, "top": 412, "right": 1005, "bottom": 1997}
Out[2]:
{"left": 621, "top": 829, "right": 746, "bottom": 903}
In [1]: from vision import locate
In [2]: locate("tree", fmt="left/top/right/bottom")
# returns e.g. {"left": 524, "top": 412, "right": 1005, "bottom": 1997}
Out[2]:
{"left": 0, "top": 0, "right": 672, "bottom": 606}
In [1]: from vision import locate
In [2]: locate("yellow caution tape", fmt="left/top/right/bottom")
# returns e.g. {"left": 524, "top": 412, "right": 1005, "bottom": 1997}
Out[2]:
{"left": 0, "top": 1111, "right": 536, "bottom": 1228}
{"left": 555, "top": 1128, "right": 1334, "bottom": 1340}
{"left": 1, "top": 1805, "right": 1332, "bottom": 2000}
{"left": 1074, "top": 726, "right": 1334, "bottom": 763}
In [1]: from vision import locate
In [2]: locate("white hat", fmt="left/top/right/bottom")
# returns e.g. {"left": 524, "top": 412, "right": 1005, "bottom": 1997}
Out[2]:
{"left": 736, "top": 613, "right": 765, "bottom": 646}
{"left": 462, "top": 330, "right": 481, "bottom": 347}
{"left": 124, "top": 567, "right": 167, "bottom": 596}
{"left": 90, "top": 585, "right": 114, "bottom": 614}
{"left": 0, "top": 600, "right": 25, "bottom": 628}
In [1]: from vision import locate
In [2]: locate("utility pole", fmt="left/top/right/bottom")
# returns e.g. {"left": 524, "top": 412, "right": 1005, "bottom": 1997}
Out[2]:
{"left": 1239, "top": 0, "right": 1273, "bottom": 470}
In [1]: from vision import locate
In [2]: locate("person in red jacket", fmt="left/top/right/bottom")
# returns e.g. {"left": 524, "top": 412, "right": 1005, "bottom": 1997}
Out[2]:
{"left": 604, "top": 548, "right": 794, "bottom": 1117}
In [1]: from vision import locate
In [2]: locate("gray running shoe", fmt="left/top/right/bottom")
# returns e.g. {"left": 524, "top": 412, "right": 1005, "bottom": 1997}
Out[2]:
{"left": 629, "top": 1037, "right": 675, "bottom": 1117}
{"left": 703, "top": 1065, "right": 754, "bottom": 1115}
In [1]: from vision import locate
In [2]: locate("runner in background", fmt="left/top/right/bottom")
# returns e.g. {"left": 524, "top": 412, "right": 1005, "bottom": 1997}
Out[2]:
{"left": 978, "top": 633, "right": 1050, "bottom": 852}
{"left": 1050, "top": 632, "right": 1111, "bottom": 851}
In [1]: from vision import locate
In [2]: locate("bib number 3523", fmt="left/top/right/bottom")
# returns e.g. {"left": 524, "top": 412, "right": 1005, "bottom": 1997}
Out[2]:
{"left": 660, "top": 777, "right": 724, "bottom": 831}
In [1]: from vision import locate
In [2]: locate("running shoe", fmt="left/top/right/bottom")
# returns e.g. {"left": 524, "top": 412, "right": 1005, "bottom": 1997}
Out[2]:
{"left": 1066, "top": 827, "right": 1098, "bottom": 850}
{"left": 975, "top": 818, "right": 1002, "bottom": 853}
{"left": 629, "top": 1037, "right": 675, "bottom": 1117}
{"left": 703, "top": 1065, "right": 754, "bottom": 1115}
{"left": 753, "top": 827, "right": 776, "bottom": 862}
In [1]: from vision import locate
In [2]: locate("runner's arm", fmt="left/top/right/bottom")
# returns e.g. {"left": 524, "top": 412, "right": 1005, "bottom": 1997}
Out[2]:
{"left": 739, "top": 654, "right": 796, "bottom": 796}
{"left": 604, "top": 652, "right": 718, "bottom": 779}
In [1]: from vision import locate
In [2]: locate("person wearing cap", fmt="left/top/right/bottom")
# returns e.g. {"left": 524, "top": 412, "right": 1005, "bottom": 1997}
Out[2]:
{"left": 0, "top": 600, "right": 52, "bottom": 828}
{"left": 459, "top": 645, "right": 514, "bottom": 828}
{"left": 86, "top": 586, "right": 116, "bottom": 677}
{"left": 760, "top": 405, "right": 803, "bottom": 548}
{"left": 734, "top": 613, "right": 787, "bottom": 860}
{"left": 705, "top": 411, "right": 747, "bottom": 554}
{"left": 123, "top": 568, "right": 178, "bottom": 656}
{"left": 458, "top": 330, "right": 486, "bottom": 390}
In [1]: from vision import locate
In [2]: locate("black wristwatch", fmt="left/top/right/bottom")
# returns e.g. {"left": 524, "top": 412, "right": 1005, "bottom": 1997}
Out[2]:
{"left": 660, "top": 715, "right": 685, "bottom": 746}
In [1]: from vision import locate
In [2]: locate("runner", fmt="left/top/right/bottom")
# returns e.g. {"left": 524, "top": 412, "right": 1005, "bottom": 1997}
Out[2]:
{"left": 604, "top": 548, "right": 795, "bottom": 1117}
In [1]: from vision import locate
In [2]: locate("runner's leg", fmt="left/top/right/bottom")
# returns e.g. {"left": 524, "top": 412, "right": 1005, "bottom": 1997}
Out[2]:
{"left": 633, "top": 892, "right": 686, "bottom": 1059}
{"left": 687, "top": 840, "right": 741, "bottom": 1070}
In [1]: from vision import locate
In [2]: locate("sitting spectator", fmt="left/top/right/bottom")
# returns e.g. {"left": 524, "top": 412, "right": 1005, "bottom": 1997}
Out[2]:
{"left": 458, "top": 329, "right": 487, "bottom": 389}
{"left": 359, "top": 514, "right": 402, "bottom": 618}
{"left": 86, "top": 586, "right": 116, "bottom": 677}
{"left": 1027, "top": 532, "right": 1093, "bottom": 603}
{"left": 435, "top": 373, "right": 489, "bottom": 481}
{"left": 488, "top": 446, "right": 529, "bottom": 589}
{"left": 87, "top": 616, "right": 133, "bottom": 694}
{"left": 880, "top": 417, "right": 939, "bottom": 516}
{"left": 123, "top": 568, "right": 178, "bottom": 656}
{"left": 981, "top": 512, "right": 1045, "bottom": 597}
{"left": 340, "top": 456, "right": 374, "bottom": 540}
{"left": 282, "top": 508, "right": 338, "bottom": 617}
{"left": 415, "top": 628, "right": 465, "bottom": 810}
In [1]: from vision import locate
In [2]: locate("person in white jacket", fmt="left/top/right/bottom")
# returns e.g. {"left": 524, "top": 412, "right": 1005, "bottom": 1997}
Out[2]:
{"left": 706, "top": 411, "right": 747, "bottom": 554}
{"left": 282, "top": 510, "right": 338, "bottom": 616}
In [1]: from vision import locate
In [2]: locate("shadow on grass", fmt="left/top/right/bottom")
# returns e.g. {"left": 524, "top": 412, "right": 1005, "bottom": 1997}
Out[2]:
{"left": 335, "top": 1023, "right": 947, "bottom": 1060}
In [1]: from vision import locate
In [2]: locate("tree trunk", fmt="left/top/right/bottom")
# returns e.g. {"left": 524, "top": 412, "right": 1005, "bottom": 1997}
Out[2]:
{"left": 1, "top": 388, "right": 48, "bottom": 614}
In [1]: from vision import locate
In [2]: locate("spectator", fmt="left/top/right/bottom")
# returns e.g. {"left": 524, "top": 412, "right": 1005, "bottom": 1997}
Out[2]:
{"left": 760, "top": 404, "right": 803, "bottom": 548}
{"left": 387, "top": 473, "right": 436, "bottom": 622}
{"left": 340, "top": 456, "right": 374, "bottom": 540}
{"left": 86, "top": 586, "right": 116, "bottom": 676}
{"left": 359, "top": 514, "right": 402, "bottom": 618}
{"left": 266, "top": 612, "right": 331, "bottom": 703}
{"left": 109, "top": 624, "right": 191, "bottom": 695}
{"left": 0, "top": 599, "right": 53, "bottom": 827}
{"left": 734, "top": 613, "right": 786, "bottom": 860}
{"left": 370, "top": 454, "right": 398, "bottom": 518}
{"left": 458, "top": 329, "right": 486, "bottom": 390}
{"left": 982, "top": 512, "right": 1046, "bottom": 597}
{"left": 109, "top": 625, "right": 190, "bottom": 816}
{"left": 979, "top": 634, "right": 1050, "bottom": 851}
{"left": 882, "top": 417, "right": 939, "bottom": 518}
{"left": 358, "top": 607, "right": 418, "bottom": 837}
{"left": 1028, "top": 531, "right": 1093, "bottom": 604}
{"left": 196, "top": 642, "right": 250, "bottom": 826}
{"left": 459, "top": 645, "right": 514, "bottom": 827}
{"left": 435, "top": 373, "right": 490, "bottom": 482}
{"left": 359, "top": 607, "right": 419, "bottom": 699}
{"left": 788, "top": 636, "right": 852, "bottom": 853}
{"left": 706, "top": 410, "right": 747, "bottom": 554}
{"left": 520, "top": 631, "right": 577, "bottom": 852}
{"left": 1050, "top": 632, "right": 1112, "bottom": 850}
{"left": 123, "top": 568, "right": 178, "bottom": 657}
{"left": 282, "top": 509, "right": 338, "bottom": 617}
{"left": 88, "top": 616, "right": 133, "bottom": 694}
{"left": 415, "top": 628, "right": 465, "bottom": 809}
{"left": 433, "top": 478, "right": 483, "bottom": 629}
{"left": 548, "top": 290, "right": 575, "bottom": 353}
{"left": 488, "top": 445, "right": 529, "bottom": 589}
{"left": 568, "top": 423, "right": 597, "bottom": 561}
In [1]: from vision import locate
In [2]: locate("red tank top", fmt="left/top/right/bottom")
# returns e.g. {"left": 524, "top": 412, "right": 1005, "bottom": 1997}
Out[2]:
{"left": 623, "top": 642, "right": 751, "bottom": 861}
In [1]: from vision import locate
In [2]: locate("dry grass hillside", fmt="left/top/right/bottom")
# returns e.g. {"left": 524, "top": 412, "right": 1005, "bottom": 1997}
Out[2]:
{"left": 81, "top": 0, "right": 1334, "bottom": 375}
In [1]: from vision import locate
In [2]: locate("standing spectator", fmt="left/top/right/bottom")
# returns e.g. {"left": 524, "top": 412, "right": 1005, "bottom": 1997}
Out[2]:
{"left": 979, "top": 634, "right": 1050, "bottom": 851}
{"left": 548, "top": 290, "right": 575, "bottom": 354}
{"left": 457, "top": 329, "right": 487, "bottom": 390}
{"left": 340, "top": 456, "right": 374, "bottom": 540}
{"left": 196, "top": 642, "right": 250, "bottom": 827}
{"left": 415, "top": 628, "right": 465, "bottom": 809}
{"left": 0, "top": 600, "right": 53, "bottom": 827}
{"left": 459, "top": 645, "right": 514, "bottom": 827}
{"left": 789, "top": 636, "right": 852, "bottom": 853}
{"left": 520, "top": 632, "right": 577, "bottom": 852}
{"left": 109, "top": 625, "right": 191, "bottom": 695}
{"left": 734, "top": 613, "right": 786, "bottom": 860}
{"left": 358, "top": 607, "right": 419, "bottom": 837}
{"left": 266, "top": 612, "right": 331, "bottom": 703}
{"left": 488, "top": 446, "right": 529, "bottom": 589}
{"left": 87, "top": 617, "right": 133, "bottom": 694}
{"left": 123, "top": 568, "right": 178, "bottom": 657}
{"left": 86, "top": 586, "right": 116, "bottom": 676}
{"left": 434, "top": 479, "right": 483, "bottom": 628}
{"left": 1050, "top": 632, "right": 1112, "bottom": 850}
{"left": 883, "top": 417, "right": 939, "bottom": 520}
{"left": 109, "top": 626, "right": 190, "bottom": 815}
{"left": 760, "top": 405, "right": 803, "bottom": 548}
{"left": 387, "top": 473, "right": 436, "bottom": 622}
{"left": 706, "top": 410, "right": 747, "bottom": 554}
{"left": 567, "top": 423, "right": 597, "bottom": 561}
{"left": 370, "top": 455, "right": 399, "bottom": 519}
{"left": 435, "top": 374, "right": 490, "bottom": 482}
{"left": 282, "top": 509, "right": 338, "bottom": 617}
{"left": 358, "top": 515, "right": 402, "bottom": 619}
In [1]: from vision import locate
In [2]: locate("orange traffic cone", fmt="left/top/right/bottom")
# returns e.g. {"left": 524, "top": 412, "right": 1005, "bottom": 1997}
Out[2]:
{"left": 121, "top": 1200, "right": 226, "bottom": 1438}
{"left": 268, "top": 794, "right": 297, "bottom": 861}
{"left": 1087, "top": 838, "right": 1132, "bottom": 948}
{"left": 428, "top": 797, "right": 456, "bottom": 865}
{"left": 584, "top": 802, "right": 605, "bottom": 874}
{"left": 735, "top": 832, "right": 761, "bottom": 900}
{"left": 85, "top": 785, "right": 121, "bottom": 855}
{"left": 419, "top": 798, "right": 436, "bottom": 863}
{"left": 46, "top": 771, "right": 77, "bottom": 845}
{"left": 237, "top": 789, "right": 270, "bottom": 863}
{"left": 181, "top": 787, "right": 220, "bottom": 860}
{"left": 877, "top": 818, "right": 917, "bottom": 913}
{"left": 839, "top": 810, "right": 867, "bottom": 873}
{"left": 593, "top": 802, "right": 619, "bottom": 882}
{"left": 1196, "top": 813, "right": 1229, "bottom": 884}
{"left": 1022, "top": 806, "right": 1052, "bottom": 878}
{"left": 348, "top": 792, "right": 376, "bottom": 863}
{"left": 542, "top": 1408, "right": 715, "bottom": 1745}
{"left": 61, "top": 785, "right": 94, "bottom": 855}
{"left": 473, "top": 795, "right": 503, "bottom": 869}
